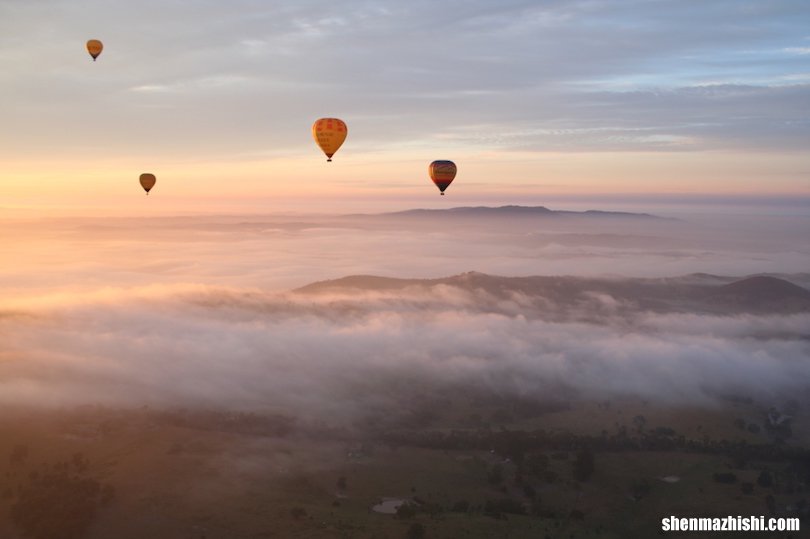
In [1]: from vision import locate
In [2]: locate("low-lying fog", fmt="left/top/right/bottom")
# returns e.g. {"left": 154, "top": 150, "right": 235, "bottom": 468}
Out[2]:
{"left": 1, "top": 206, "right": 809, "bottom": 420}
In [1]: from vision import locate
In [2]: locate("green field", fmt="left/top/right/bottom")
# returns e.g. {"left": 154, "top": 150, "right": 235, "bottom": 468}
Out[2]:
{"left": 1, "top": 395, "right": 807, "bottom": 538}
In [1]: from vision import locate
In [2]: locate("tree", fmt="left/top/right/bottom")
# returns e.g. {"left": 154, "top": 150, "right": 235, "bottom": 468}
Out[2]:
{"left": 406, "top": 523, "right": 426, "bottom": 539}
{"left": 573, "top": 449, "right": 595, "bottom": 482}
{"left": 100, "top": 485, "right": 115, "bottom": 505}
{"left": 484, "top": 498, "right": 526, "bottom": 516}
{"left": 487, "top": 464, "right": 504, "bottom": 485}
{"left": 525, "top": 453, "right": 549, "bottom": 479}
{"left": 631, "top": 480, "right": 651, "bottom": 501}
{"left": 713, "top": 472, "right": 737, "bottom": 484}
{"left": 451, "top": 500, "right": 469, "bottom": 513}
{"left": 9, "top": 445, "right": 29, "bottom": 466}
{"left": 71, "top": 453, "right": 88, "bottom": 473}
{"left": 765, "top": 494, "right": 776, "bottom": 514}
{"left": 396, "top": 503, "right": 417, "bottom": 519}
{"left": 11, "top": 471, "right": 104, "bottom": 539}
{"left": 757, "top": 470, "right": 773, "bottom": 488}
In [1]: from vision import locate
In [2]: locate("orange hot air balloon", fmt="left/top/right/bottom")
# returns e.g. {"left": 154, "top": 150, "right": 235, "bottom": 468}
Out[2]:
{"left": 139, "top": 173, "right": 156, "bottom": 195}
{"left": 429, "top": 160, "right": 457, "bottom": 195}
{"left": 312, "top": 118, "right": 347, "bottom": 162}
{"left": 86, "top": 39, "right": 103, "bottom": 61}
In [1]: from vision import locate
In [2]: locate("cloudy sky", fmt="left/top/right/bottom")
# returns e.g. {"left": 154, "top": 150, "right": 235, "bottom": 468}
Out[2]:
{"left": 1, "top": 0, "right": 808, "bottom": 214}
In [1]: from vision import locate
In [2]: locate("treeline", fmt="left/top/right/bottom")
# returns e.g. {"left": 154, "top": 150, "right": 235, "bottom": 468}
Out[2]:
{"left": 152, "top": 409, "right": 296, "bottom": 437}
{"left": 6, "top": 451, "right": 114, "bottom": 539}
{"left": 379, "top": 427, "right": 810, "bottom": 466}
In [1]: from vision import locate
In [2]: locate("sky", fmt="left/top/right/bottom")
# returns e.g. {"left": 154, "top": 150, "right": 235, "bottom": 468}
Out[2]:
{"left": 1, "top": 0, "right": 809, "bottom": 215}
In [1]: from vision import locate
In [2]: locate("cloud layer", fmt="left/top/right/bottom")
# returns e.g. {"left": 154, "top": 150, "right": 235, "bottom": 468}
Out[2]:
{"left": 3, "top": 275, "right": 809, "bottom": 423}
{"left": 2, "top": 209, "right": 809, "bottom": 422}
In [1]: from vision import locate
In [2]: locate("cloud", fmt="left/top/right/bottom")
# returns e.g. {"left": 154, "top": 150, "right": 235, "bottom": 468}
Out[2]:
{"left": 440, "top": 83, "right": 810, "bottom": 152}
{"left": 129, "top": 75, "right": 256, "bottom": 94}
{"left": 1, "top": 210, "right": 808, "bottom": 424}
{"left": 2, "top": 276, "right": 809, "bottom": 424}
{"left": 1, "top": 0, "right": 809, "bottom": 160}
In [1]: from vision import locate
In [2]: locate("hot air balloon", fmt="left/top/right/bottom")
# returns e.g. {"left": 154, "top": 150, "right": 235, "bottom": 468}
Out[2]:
{"left": 86, "top": 40, "right": 103, "bottom": 61}
{"left": 139, "top": 173, "right": 156, "bottom": 195}
{"left": 429, "top": 160, "right": 456, "bottom": 195}
{"left": 312, "top": 118, "right": 347, "bottom": 162}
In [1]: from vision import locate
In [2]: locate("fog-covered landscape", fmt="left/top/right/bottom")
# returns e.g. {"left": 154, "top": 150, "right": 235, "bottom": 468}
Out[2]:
{"left": 2, "top": 206, "right": 809, "bottom": 538}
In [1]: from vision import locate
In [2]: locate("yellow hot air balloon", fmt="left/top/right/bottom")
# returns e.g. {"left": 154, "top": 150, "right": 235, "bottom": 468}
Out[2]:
{"left": 429, "top": 160, "right": 457, "bottom": 195}
{"left": 86, "top": 39, "right": 103, "bottom": 61}
{"left": 139, "top": 173, "right": 156, "bottom": 195}
{"left": 312, "top": 118, "right": 347, "bottom": 162}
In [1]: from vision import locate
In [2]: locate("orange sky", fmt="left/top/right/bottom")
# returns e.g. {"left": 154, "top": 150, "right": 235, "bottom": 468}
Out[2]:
{"left": 3, "top": 149, "right": 808, "bottom": 216}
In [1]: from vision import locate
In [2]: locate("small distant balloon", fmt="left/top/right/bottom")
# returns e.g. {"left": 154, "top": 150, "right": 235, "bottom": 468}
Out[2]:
{"left": 312, "top": 118, "right": 347, "bottom": 162}
{"left": 429, "top": 160, "right": 456, "bottom": 195}
{"left": 86, "top": 39, "right": 103, "bottom": 61}
{"left": 139, "top": 173, "right": 156, "bottom": 195}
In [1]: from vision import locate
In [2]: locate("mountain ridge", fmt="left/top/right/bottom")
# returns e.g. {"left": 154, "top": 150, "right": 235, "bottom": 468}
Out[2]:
{"left": 342, "top": 205, "right": 666, "bottom": 220}
{"left": 295, "top": 272, "right": 810, "bottom": 315}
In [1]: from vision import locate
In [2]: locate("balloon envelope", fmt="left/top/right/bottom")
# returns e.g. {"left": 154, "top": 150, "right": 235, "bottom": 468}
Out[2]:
{"left": 86, "top": 39, "right": 103, "bottom": 61}
{"left": 139, "top": 173, "right": 156, "bottom": 194}
{"left": 312, "top": 118, "right": 347, "bottom": 161}
{"left": 429, "top": 160, "right": 456, "bottom": 195}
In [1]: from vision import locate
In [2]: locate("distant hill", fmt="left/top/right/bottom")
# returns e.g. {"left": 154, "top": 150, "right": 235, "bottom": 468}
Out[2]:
{"left": 295, "top": 272, "right": 810, "bottom": 315}
{"left": 707, "top": 276, "right": 810, "bottom": 313}
{"left": 372, "top": 205, "right": 663, "bottom": 219}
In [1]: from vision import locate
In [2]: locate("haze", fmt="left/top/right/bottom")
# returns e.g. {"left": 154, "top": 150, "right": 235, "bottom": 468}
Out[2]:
{"left": 2, "top": 208, "right": 809, "bottom": 416}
